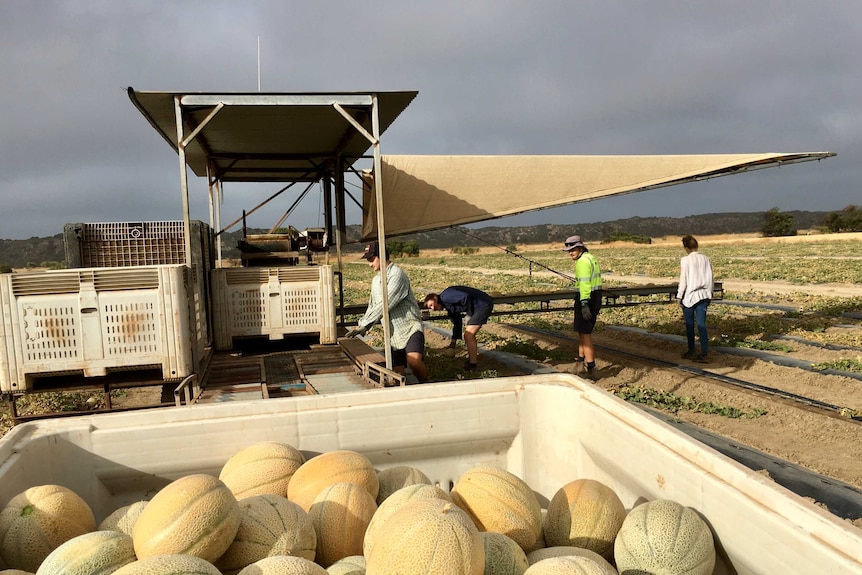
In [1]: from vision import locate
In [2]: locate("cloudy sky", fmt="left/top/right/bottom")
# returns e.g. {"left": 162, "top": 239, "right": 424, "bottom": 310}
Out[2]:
{"left": 0, "top": 1, "right": 858, "bottom": 240}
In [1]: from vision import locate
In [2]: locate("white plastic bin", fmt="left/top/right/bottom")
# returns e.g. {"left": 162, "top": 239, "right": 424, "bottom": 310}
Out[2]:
{"left": 0, "top": 375, "right": 859, "bottom": 574}
{"left": 0, "top": 265, "right": 193, "bottom": 391}
{"left": 211, "top": 265, "right": 337, "bottom": 350}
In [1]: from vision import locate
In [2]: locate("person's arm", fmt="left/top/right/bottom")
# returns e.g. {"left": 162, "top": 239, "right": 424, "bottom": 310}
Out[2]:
{"left": 450, "top": 311, "right": 463, "bottom": 341}
{"left": 358, "top": 277, "right": 383, "bottom": 329}
{"left": 575, "top": 258, "right": 592, "bottom": 301}
{"left": 704, "top": 256, "right": 714, "bottom": 299}
{"left": 677, "top": 256, "right": 688, "bottom": 300}
{"left": 439, "top": 288, "right": 466, "bottom": 340}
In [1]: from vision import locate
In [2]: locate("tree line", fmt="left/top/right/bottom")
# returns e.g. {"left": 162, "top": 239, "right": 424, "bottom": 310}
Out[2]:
{"left": 1, "top": 207, "right": 858, "bottom": 271}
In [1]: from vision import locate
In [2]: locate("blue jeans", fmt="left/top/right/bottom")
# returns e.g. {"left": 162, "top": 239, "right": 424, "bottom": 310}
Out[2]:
{"left": 683, "top": 299, "right": 710, "bottom": 356}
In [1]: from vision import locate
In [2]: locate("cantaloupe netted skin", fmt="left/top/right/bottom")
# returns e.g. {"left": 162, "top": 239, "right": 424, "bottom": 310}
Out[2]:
{"left": 132, "top": 474, "right": 241, "bottom": 563}
{"left": 362, "top": 483, "right": 450, "bottom": 556}
{"left": 111, "top": 553, "right": 222, "bottom": 575}
{"left": 35, "top": 529, "right": 136, "bottom": 575}
{"left": 0, "top": 569, "right": 36, "bottom": 574}
{"left": 287, "top": 451, "right": 379, "bottom": 512}
{"left": 0, "top": 484, "right": 97, "bottom": 572}
{"left": 220, "top": 441, "right": 305, "bottom": 499}
{"left": 216, "top": 493, "right": 317, "bottom": 575}
{"left": 365, "top": 498, "right": 484, "bottom": 575}
{"left": 99, "top": 501, "right": 148, "bottom": 535}
{"left": 450, "top": 465, "right": 543, "bottom": 553}
{"left": 236, "top": 554, "right": 328, "bottom": 574}
{"left": 481, "top": 531, "right": 530, "bottom": 575}
{"left": 325, "top": 554, "right": 366, "bottom": 575}
{"left": 309, "top": 482, "right": 377, "bottom": 568}
{"left": 523, "top": 555, "right": 618, "bottom": 575}
{"left": 614, "top": 499, "right": 715, "bottom": 575}
{"left": 543, "top": 479, "right": 626, "bottom": 560}
{"left": 526, "top": 546, "right": 614, "bottom": 572}
{"left": 375, "top": 465, "right": 432, "bottom": 505}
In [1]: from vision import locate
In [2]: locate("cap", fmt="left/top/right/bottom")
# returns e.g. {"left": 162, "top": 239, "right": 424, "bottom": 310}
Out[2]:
{"left": 562, "top": 235, "right": 586, "bottom": 252}
{"left": 361, "top": 241, "right": 380, "bottom": 261}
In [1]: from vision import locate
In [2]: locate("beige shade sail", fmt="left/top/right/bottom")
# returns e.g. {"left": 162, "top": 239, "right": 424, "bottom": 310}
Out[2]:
{"left": 361, "top": 153, "right": 834, "bottom": 238}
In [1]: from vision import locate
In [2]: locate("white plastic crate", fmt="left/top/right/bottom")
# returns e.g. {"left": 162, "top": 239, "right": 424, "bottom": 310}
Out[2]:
{"left": 0, "top": 265, "right": 194, "bottom": 392}
{"left": 63, "top": 220, "right": 214, "bottom": 367}
{"left": 211, "top": 265, "right": 337, "bottom": 350}
{"left": 0, "top": 375, "right": 859, "bottom": 574}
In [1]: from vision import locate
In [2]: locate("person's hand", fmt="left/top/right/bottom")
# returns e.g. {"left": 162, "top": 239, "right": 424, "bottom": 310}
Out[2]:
{"left": 345, "top": 325, "right": 369, "bottom": 338}
{"left": 581, "top": 302, "right": 593, "bottom": 322}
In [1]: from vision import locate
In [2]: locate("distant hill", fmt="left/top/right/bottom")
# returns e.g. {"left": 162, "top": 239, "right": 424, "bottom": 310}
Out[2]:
{"left": 0, "top": 211, "right": 833, "bottom": 268}
{"left": 369, "top": 210, "right": 832, "bottom": 251}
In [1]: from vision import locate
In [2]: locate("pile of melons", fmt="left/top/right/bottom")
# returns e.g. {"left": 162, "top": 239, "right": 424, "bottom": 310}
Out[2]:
{"left": 0, "top": 441, "right": 716, "bottom": 574}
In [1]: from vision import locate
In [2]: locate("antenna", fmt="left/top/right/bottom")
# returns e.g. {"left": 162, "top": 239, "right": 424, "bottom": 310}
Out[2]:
{"left": 257, "top": 36, "right": 261, "bottom": 91}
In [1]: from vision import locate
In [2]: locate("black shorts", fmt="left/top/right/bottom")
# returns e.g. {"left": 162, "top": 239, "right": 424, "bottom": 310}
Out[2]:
{"left": 391, "top": 330, "right": 425, "bottom": 367}
{"left": 467, "top": 302, "right": 494, "bottom": 326}
{"left": 574, "top": 291, "right": 602, "bottom": 334}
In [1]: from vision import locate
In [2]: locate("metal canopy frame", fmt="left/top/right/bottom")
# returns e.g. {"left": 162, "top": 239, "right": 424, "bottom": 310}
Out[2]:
{"left": 128, "top": 88, "right": 419, "bottom": 370}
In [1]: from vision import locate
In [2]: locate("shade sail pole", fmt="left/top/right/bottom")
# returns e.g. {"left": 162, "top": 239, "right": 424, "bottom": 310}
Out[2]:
{"left": 371, "top": 94, "right": 393, "bottom": 370}
{"left": 174, "top": 96, "right": 193, "bottom": 268}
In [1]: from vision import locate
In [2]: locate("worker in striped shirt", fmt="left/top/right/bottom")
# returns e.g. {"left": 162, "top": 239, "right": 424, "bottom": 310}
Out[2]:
{"left": 351, "top": 241, "right": 427, "bottom": 382}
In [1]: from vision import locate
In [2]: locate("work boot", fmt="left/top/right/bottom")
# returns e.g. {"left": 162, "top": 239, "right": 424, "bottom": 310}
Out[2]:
{"left": 584, "top": 366, "right": 599, "bottom": 381}
{"left": 464, "top": 361, "right": 478, "bottom": 371}
{"left": 694, "top": 354, "right": 709, "bottom": 364}
{"left": 681, "top": 350, "right": 698, "bottom": 360}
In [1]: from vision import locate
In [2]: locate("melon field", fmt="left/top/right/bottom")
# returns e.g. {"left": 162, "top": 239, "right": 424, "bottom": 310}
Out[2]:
{"left": 339, "top": 232, "right": 862, "bottom": 501}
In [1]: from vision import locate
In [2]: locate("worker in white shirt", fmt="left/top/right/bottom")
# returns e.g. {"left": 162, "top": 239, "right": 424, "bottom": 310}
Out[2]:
{"left": 677, "top": 235, "right": 713, "bottom": 363}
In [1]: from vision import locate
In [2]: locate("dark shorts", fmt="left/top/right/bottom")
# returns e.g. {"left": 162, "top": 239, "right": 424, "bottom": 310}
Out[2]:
{"left": 574, "top": 291, "right": 602, "bottom": 335}
{"left": 467, "top": 302, "right": 494, "bottom": 326}
{"left": 391, "top": 330, "right": 425, "bottom": 367}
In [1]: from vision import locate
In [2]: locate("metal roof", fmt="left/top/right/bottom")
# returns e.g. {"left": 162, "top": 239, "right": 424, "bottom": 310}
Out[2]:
{"left": 127, "top": 88, "right": 418, "bottom": 182}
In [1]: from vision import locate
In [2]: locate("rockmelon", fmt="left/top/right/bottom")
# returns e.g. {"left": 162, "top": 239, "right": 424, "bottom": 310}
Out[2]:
{"left": 526, "top": 547, "right": 615, "bottom": 572}
{"left": 362, "top": 483, "right": 450, "bottom": 555}
{"left": 0, "top": 484, "right": 97, "bottom": 572}
{"left": 308, "top": 482, "right": 377, "bottom": 568}
{"left": 111, "top": 554, "right": 222, "bottom": 575}
{"left": 481, "top": 531, "right": 530, "bottom": 575}
{"left": 325, "top": 555, "right": 366, "bottom": 575}
{"left": 236, "top": 555, "right": 328, "bottom": 574}
{"left": 375, "top": 465, "right": 432, "bottom": 505}
{"left": 450, "top": 465, "right": 543, "bottom": 552}
{"left": 132, "top": 473, "right": 241, "bottom": 563}
{"left": 287, "top": 451, "right": 378, "bottom": 512}
{"left": 614, "top": 499, "right": 715, "bottom": 575}
{"left": 216, "top": 494, "right": 316, "bottom": 575}
{"left": 98, "top": 501, "right": 148, "bottom": 535}
{"left": 523, "top": 555, "right": 617, "bottom": 575}
{"left": 543, "top": 479, "right": 625, "bottom": 560}
{"left": 35, "top": 529, "right": 136, "bottom": 574}
{"left": 365, "top": 498, "right": 484, "bottom": 575}
{"left": 0, "top": 570, "right": 36, "bottom": 574}
{"left": 220, "top": 441, "right": 305, "bottom": 499}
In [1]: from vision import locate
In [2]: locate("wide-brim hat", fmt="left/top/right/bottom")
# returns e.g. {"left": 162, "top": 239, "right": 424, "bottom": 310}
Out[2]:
{"left": 562, "top": 235, "right": 586, "bottom": 252}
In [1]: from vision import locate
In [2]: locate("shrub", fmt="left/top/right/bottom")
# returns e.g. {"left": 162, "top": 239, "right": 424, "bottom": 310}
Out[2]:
{"left": 761, "top": 208, "right": 797, "bottom": 237}
{"left": 451, "top": 246, "right": 479, "bottom": 255}
{"left": 603, "top": 232, "right": 651, "bottom": 244}
{"left": 821, "top": 205, "right": 862, "bottom": 233}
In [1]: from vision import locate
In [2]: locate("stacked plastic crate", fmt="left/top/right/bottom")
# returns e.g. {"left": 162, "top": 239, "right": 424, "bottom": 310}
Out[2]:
{"left": 0, "top": 221, "right": 212, "bottom": 393}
